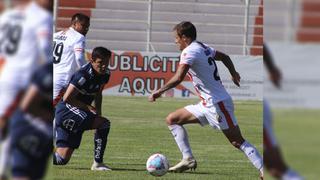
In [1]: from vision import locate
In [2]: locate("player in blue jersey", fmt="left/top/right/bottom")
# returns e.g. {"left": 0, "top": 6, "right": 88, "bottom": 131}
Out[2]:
{"left": 8, "top": 62, "right": 53, "bottom": 180}
{"left": 53, "top": 47, "right": 112, "bottom": 171}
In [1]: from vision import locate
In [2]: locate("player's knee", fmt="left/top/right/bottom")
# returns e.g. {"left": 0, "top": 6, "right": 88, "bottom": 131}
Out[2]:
{"left": 231, "top": 140, "right": 242, "bottom": 149}
{"left": 98, "top": 117, "right": 110, "bottom": 129}
{"left": 102, "top": 118, "right": 111, "bottom": 128}
{"left": 53, "top": 152, "right": 70, "bottom": 165}
{"left": 165, "top": 113, "right": 177, "bottom": 125}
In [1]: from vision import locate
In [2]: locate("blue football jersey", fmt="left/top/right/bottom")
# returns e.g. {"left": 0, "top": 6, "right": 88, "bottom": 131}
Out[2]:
{"left": 69, "top": 63, "right": 110, "bottom": 105}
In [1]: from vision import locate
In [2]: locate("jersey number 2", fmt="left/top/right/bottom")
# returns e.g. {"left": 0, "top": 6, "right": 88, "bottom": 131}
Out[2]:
{"left": 208, "top": 57, "right": 221, "bottom": 81}
{"left": 53, "top": 41, "right": 64, "bottom": 64}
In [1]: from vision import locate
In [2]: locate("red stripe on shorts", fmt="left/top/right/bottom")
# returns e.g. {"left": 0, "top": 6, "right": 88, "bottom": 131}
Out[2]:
{"left": 218, "top": 101, "right": 234, "bottom": 128}
{"left": 53, "top": 89, "right": 66, "bottom": 107}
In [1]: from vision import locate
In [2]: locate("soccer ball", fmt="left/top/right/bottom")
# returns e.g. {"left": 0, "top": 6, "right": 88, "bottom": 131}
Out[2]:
{"left": 146, "top": 153, "right": 169, "bottom": 176}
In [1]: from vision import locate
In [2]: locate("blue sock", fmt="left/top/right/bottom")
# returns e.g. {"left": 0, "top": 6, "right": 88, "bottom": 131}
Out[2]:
{"left": 94, "top": 120, "right": 110, "bottom": 163}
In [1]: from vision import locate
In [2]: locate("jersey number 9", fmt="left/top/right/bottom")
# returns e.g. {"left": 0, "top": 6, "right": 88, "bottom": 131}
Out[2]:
{"left": 53, "top": 41, "right": 64, "bottom": 64}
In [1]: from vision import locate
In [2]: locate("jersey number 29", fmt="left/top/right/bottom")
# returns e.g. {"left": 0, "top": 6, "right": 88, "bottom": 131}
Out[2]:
{"left": 208, "top": 57, "right": 221, "bottom": 81}
{"left": 0, "top": 24, "right": 22, "bottom": 55}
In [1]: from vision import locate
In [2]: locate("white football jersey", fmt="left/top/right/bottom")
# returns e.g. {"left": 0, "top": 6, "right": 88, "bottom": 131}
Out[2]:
{"left": 180, "top": 41, "right": 231, "bottom": 106}
{"left": 53, "top": 27, "right": 86, "bottom": 99}
{"left": 0, "top": 1, "right": 52, "bottom": 88}
{"left": 0, "top": 1, "right": 52, "bottom": 117}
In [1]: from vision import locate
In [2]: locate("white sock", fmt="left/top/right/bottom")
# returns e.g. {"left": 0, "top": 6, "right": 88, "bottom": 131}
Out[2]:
{"left": 0, "top": 138, "right": 10, "bottom": 177}
{"left": 282, "top": 169, "right": 304, "bottom": 180}
{"left": 240, "top": 140, "right": 263, "bottom": 171}
{"left": 168, "top": 125, "right": 193, "bottom": 159}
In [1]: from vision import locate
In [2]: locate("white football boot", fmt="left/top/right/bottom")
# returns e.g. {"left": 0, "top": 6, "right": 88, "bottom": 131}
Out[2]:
{"left": 169, "top": 157, "right": 197, "bottom": 173}
{"left": 91, "top": 161, "right": 112, "bottom": 171}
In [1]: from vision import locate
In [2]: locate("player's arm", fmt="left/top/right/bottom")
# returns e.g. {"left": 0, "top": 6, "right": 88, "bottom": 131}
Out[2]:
{"left": 149, "top": 64, "right": 189, "bottom": 102}
{"left": 214, "top": 51, "right": 240, "bottom": 87}
{"left": 263, "top": 44, "right": 281, "bottom": 88}
{"left": 74, "top": 37, "right": 87, "bottom": 68}
{"left": 36, "top": 17, "right": 53, "bottom": 63}
{"left": 63, "top": 84, "right": 95, "bottom": 112}
{"left": 93, "top": 89, "right": 103, "bottom": 116}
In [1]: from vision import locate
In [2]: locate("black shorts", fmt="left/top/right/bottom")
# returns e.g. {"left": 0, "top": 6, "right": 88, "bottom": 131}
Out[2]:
{"left": 9, "top": 109, "right": 52, "bottom": 179}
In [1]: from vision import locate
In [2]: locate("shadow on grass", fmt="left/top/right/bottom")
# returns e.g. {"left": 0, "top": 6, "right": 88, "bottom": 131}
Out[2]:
{"left": 111, "top": 167, "right": 146, "bottom": 172}
{"left": 170, "top": 171, "right": 214, "bottom": 175}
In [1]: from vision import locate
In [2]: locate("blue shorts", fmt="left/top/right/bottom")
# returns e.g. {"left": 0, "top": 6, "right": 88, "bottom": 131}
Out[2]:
{"left": 9, "top": 109, "right": 52, "bottom": 179}
{"left": 55, "top": 101, "right": 96, "bottom": 149}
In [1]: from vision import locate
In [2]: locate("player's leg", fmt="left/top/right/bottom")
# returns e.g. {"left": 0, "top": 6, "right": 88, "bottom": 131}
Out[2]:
{"left": 53, "top": 147, "right": 74, "bottom": 165}
{"left": 166, "top": 107, "right": 202, "bottom": 172}
{"left": 222, "top": 126, "right": 263, "bottom": 171}
{"left": 263, "top": 101, "right": 303, "bottom": 180}
{"left": 217, "top": 99, "right": 263, "bottom": 178}
{"left": 166, "top": 108, "right": 199, "bottom": 159}
{"left": 89, "top": 116, "right": 111, "bottom": 171}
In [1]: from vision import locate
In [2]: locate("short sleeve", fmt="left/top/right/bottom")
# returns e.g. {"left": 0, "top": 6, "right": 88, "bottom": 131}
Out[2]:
{"left": 36, "top": 16, "right": 53, "bottom": 63}
{"left": 180, "top": 49, "right": 197, "bottom": 65}
{"left": 70, "top": 71, "right": 87, "bottom": 90}
{"left": 104, "top": 70, "right": 111, "bottom": 84}
{"left": 210, "top": 47, "right": 217, "bottom": 58}
{"left": 73, "top": 36, "right": 86, "bottom": 67}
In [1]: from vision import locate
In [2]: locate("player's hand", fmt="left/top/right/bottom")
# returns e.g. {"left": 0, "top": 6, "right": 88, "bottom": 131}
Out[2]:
{"left": 148, "top": 91, "right": 162, "bottom": 102}
{"left": 232, "top": 72, "right": 241, "bottom": 87}
{"left": 88, "top": 105, "right": 97, "bottom": 114}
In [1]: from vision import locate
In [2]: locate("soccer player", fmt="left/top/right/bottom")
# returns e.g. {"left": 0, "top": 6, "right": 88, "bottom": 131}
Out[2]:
{"left": 263, "top": 44, "right": 303, "bottom": 180}
{"left": 53, "top": 13, "right": 90, "bottom": 106}
{"left": 53, "top": 47, "right": 112, "bottom": 171}
{"left": 9, "top": 62, "right": 53, "bottom": 180}
{"left": 149, "top": 21, "right": 263, "bottom": 179}
{"left": 0, "top": 0, "right": 52, "bottom": 179}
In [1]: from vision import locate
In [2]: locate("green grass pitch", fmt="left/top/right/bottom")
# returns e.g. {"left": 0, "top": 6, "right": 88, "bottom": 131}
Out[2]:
{"left": 270, "top": 109, "right": 320, "bottom": 180}
{"left": 48, "top": 96, "right": 262, "bottom": 180}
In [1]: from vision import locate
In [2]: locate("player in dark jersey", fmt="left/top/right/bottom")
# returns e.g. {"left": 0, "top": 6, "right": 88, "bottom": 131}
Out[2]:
{"left": 53, "top": 47, "right": 112, "bottom": 171}
{"left": 8, "top": 62, "right": 53, "bottom": 180}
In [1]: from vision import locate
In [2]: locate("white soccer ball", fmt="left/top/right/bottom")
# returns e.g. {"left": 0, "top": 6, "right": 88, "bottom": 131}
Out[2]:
{"left": 146, "top": 153, "right": 169, "bottom": 176}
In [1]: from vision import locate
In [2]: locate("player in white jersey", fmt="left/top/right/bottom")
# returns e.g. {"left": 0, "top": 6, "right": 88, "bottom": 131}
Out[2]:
{"left": 149, "top": 21, "right": 263, "bottom": 179}
{"left": 264, "top": 44, "right": 303, "bottom": 180}
{"left": 53, "top": 13, "right": 90, "bottom": 106}
{"left": 0, "top": 0, "right": 52, "bottom": 179}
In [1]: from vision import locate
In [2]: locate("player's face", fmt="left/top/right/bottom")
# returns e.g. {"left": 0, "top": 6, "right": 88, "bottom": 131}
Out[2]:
{"left": 174, "top": 31, "right": 187, "bottom": 51}
{"left": 91, "top": 57, "right": 110, "bottom": 75}
{"left": 75, "top": 21, "right": 90, "bottom": 36}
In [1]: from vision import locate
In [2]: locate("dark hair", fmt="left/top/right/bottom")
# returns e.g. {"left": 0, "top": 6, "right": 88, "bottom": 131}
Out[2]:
{"left": 91, "top": 47, "right": 111, "bottom": 61}
{"left": 173, "top": 21, "right": 197, "bottom": 41}
{"left": 71, "top": 13, "right": 90, "bottom": 24}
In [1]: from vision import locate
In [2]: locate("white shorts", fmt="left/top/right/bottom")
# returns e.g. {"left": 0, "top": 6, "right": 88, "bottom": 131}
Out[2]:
{"left": 53, "top": 74, "right": 69, "bottom": 105}
{"left": 263, "top": 100, "right": 278, "bottom": 148}
{"left": 185, "top": 98, "right": 238, "bottom": 130}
